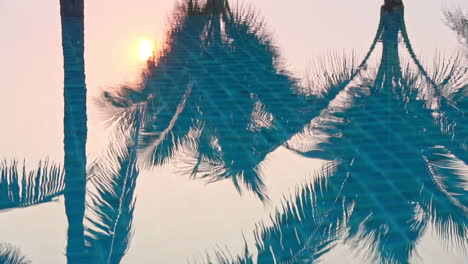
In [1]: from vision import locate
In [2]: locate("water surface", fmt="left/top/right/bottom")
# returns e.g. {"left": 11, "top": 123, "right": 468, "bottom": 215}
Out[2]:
{"left": 0, "top": 0, "right": 467, "bottom": 263}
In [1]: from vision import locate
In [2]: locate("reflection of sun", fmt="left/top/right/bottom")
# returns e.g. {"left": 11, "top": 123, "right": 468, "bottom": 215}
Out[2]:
{"left": 138, "top": 40, "right": 154, "bottom": 61}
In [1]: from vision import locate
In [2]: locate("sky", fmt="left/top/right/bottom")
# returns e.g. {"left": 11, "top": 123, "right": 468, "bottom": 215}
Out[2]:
{"left": 0, "top": 0, "right": 467, "bottom": 263}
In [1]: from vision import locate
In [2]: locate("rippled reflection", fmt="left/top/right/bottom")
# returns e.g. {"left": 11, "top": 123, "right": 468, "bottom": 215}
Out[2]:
{"left": 200, "top": 1, "right": 468, "bottom": 263}
{"left": 0, "top": 0, "right": 466, "bottom": 263}
{"left": 101, "top": 0, "right": 339, "bottom": 201}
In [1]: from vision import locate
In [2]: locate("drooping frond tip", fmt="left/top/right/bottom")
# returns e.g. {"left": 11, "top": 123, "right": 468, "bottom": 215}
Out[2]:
{"left": 85, "top": 107, "right": 141, "bottom": 263}
{"left": 0, "top": 244, "right": 31, "bottom": 264}
{"left": 443, "top": 7, "right": 468, "bottom": 45}
{"left": 0, "top": 159, "right": 65, "bottom": 211}
{"left": 197, "top": 163, "right": 342, "bottom": 264}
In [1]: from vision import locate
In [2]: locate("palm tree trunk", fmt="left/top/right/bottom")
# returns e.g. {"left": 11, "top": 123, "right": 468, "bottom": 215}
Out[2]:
{"left": 374, "top": 5, "right": 403, "bottom": 91}
{"left": 59, "top": 0, "right": 88, "bottom": 263}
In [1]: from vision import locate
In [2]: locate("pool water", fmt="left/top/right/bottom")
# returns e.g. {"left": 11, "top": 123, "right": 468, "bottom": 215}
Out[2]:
{"left": 0, "top": 0, "right": 467, "bottom": 263}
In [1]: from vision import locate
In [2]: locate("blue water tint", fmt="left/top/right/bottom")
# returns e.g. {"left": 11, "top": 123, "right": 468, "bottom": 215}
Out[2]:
{"left": 0, "top": 0, "right": 466, "bottom": 263}
{"left": 101, "top": 0, "right": 335, "bottom": 202}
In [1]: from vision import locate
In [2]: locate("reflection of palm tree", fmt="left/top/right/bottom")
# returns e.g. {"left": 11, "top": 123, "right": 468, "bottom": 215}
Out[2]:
{"left": 137, "top": 0, "right": 307, "bottom": 200}
{"left": 0, "top": 244, "right": 31, "bottom": 264}
{"left": 0, "top": 159, "right": 64, "bottom": 211}
{"left": 289, "top": 1, "right": 467, "bottom": 262}
{"left": 207, "top": 1, "right": 466, "bottom": 263}
{"left": 102, "top": 0, "right": 350, "bottom": 201}
{"left": 290, "top": 1, "right": 466, "bottom": 173}
{"left": 59, "top": 0, "right": 88, "bottom": 262}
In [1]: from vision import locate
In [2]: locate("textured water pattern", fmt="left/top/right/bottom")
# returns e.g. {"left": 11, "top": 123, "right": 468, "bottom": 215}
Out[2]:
{"left": 0, "top": 0, "right": 467, "bottom": 263}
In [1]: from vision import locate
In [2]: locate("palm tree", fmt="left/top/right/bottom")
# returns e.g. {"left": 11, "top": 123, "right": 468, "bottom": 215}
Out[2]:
{"left": 286, "top": 1, "right": 467, "bottom": 262}
{"left": 59, "top": 0, "right": 88, "bottom": 262}
{"left": 201, "top": 1, "right": 467, "bottom": 263}
{"left": 136, "top": 0, "right": 308, "bottom": 201}
{"left": 100, "top": 0, "right": 364, "bottom": 201}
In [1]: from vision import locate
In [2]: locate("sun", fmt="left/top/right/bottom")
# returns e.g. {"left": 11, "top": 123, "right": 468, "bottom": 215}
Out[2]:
{"left": 138, "top": 40, "right": 154, "bottom": 61}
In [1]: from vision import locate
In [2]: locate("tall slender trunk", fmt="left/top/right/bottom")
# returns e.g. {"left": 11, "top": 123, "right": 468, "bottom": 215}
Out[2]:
{"left": 59, "top": 0, "right": 88, "bottom": 262}
{"left": 374, "top": 6, "right": 403, "bottom": 90}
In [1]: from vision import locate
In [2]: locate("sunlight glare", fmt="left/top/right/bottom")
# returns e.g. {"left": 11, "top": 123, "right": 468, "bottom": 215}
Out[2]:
{"left": 138, "top": 40, "right": 154, "bottom": 61}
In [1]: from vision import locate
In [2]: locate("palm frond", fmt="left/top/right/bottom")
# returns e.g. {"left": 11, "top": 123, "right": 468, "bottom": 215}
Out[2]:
{"left": 301, "top": 51, "right": 359, "bottom": 98}
{"left": 0, "top": 244, "right": 31, "bottom": 264}
{"left": 84, "top": 107, "right": 142, "bottom": 264}
{"left": 421, "top": 146, "right": 468, "bottom": 250}
{"left": 285, "top": 51, "right": 364, "bottom": 156}
{"left": 399, "top": 54, "right": 468, "bottom": 164}
{"left": 253, "top": 164, "right": 344, "bottom": 264}
{"left": 196, "top": 244, "right": 253, "bottom": 264}
{"left": 429, "top": 52, "right": 467, "bottom": 92}
{"left": 96, "top": 85, "right": 147, "bottom": 128}
{"left": 290, "top": 81, "right": 436, "bottom": 263}
{"left": 200, "top": 163, "right": 345, "bottom": 264}
{"left": 0, "top": 159, "right": 64, "bottom": 211}
{"left": 173, "top": 125, "right": 271, "bottom": 201}
{"left": 138, "top": 82, "right": 193, "bottom": 167}
{"left": 443, "top": 7, "right": 468, "bottom": 45}
{"left": 228, "top": 1, "right": 268, "bottom": 42}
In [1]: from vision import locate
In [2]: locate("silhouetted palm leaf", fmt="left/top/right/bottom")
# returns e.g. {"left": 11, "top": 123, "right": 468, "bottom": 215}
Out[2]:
{"left": 444, "top": 8, "right": 468, "bottom": 45}
{"left": 398, "top": 53, "right": 468, "bottom": 165}
{"left": 301, "top": 51, "right": 359, "bottom": 97}
{"left": 84, "top": 105, "right": 142, "bottom": 264}
{"left": 421, "top": 146, "right": 468, "bottom": 249}
{"left": 0, "top": 244, "right": 31, "bottom": 264}
{"left": 0, "top": 159, "right": 64, "bottom": 211}
{"left": 201, "top": 163, "right": 346, "bottom": 264}
{"left": 138, "top": 82, "right": 193, "bottom": 167}
{"left": 285, "top": 52, "right": 362, "bottom": 156}
{"left": 253, "top": 165, "right": 345, "bottom": 263}
{"left": 199, "top": 247, "right": 253, "bottom": 264}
